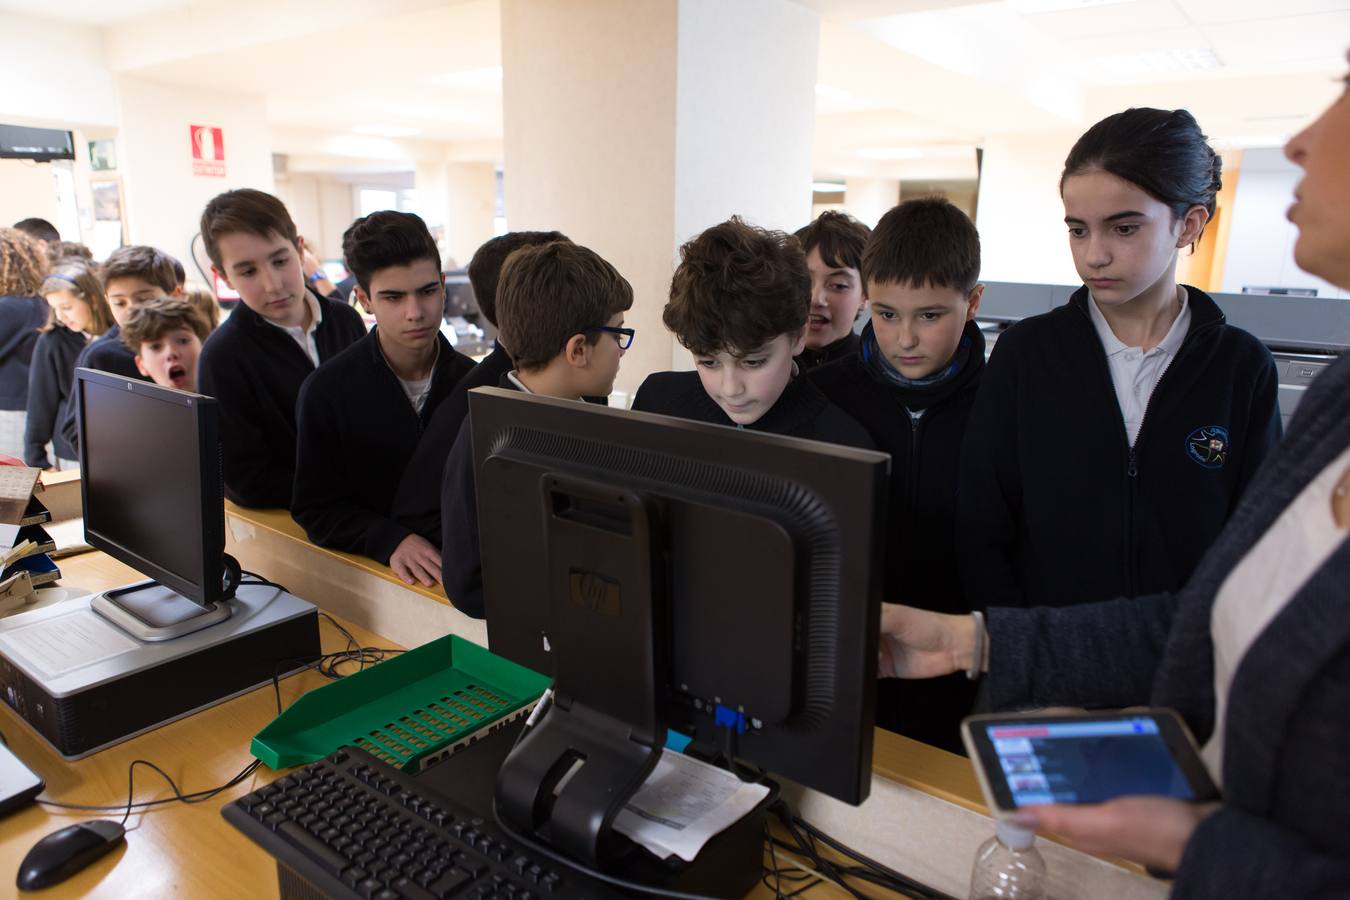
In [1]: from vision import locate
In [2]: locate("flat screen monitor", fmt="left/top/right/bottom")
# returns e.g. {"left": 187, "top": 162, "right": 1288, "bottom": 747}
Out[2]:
{"left": 75, "top": 368, "right": 225, "bottom": 609}
{"left": 0, "top": 124, "right": 75, "bottom": 162}
{"left": 443, "top": 268, "right": 477, "bottom": 320}
{"left": 471, "top": 387, "right": 889, "bottom": 831}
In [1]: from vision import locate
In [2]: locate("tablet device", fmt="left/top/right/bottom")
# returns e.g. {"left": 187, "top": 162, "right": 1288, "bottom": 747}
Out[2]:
{"left": 0, "top": 739, "right": 43, "bottom": 818}
{"left": 962, "top": 710, "right": 1219, "bottom": 816}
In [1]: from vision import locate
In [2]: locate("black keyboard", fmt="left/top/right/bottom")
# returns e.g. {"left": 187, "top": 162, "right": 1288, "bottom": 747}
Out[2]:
{"left": 223, "top": 746, "right": 622, "bottom": 900}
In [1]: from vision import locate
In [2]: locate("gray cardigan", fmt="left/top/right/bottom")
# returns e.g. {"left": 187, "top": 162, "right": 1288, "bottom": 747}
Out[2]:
{"left": 986, "top": 351, "right": 1350, "bottom": 899}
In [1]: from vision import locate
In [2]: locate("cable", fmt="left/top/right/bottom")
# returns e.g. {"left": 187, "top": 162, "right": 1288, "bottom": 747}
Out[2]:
{"left": 765, "top": 799, "right": 957, "bottom": 900}
{"left": 38, "top": 609, "right": 394, "bottom": 826}
{"left": 491, "top": 802, "right": 722, "bottom": 900}
{"left": 239, "top": 571, "right": 289, "bottom": 594}
{"left": 790, "top": 812, "right": 954, "bottom": 900}
{"left": 38, "top": 757, "right": 263, "bottom": 822}
{"left": 190, "top": 232, "right": 213, "bottom": 286}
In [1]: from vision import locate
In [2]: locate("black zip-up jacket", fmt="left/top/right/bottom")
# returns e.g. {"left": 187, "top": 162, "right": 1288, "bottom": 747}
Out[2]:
{"left": 57, "top": 324, "right": 150, "bottom": 455}
{"left": 389, "top": 343, "right": 508, "bottom": 543}
{"left": 0, "top": 295, "right": 47, "bottom": 411}
{"left": 959, "top": 285, "right": 1282, "bottom": 610}
{"left": 809, "top": 322, "right": 985, "bottom": 752}
{"left": 441, "top": 374, "right": 523, "bottom": 618}
{"left": 292, "top": 329, "right": 473, "bottom": 564}
{"left": 24, "top": 326, "right": 84, "bottom": 467}
{"left": 631, "top": 369, "right": 874, "bottom": 449}
{"left": 795, "top": 331, "right": 859, "bottom": 372}
{"left": 196, "top": 290, "right": 366, "bottom": 509}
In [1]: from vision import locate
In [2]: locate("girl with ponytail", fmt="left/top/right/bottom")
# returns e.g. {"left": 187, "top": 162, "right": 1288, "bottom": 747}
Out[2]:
{"left": 957, "top": 108, "right": 1282, "bottom": 611}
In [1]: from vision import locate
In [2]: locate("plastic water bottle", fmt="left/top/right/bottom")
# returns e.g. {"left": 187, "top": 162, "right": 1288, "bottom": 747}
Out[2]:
{"left": 969, "top": 821, "right": 1046, "bottom": 900}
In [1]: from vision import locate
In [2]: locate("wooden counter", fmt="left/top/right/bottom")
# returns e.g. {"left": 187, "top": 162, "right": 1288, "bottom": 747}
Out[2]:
{"left": 224, "top": 503, "right": 486, "bottom": 651}
{"left": 2, "top": 492, "right": 1165, "bottom": 899}
{"left": 0, "top": 552, "right": 392, "bottom": 899}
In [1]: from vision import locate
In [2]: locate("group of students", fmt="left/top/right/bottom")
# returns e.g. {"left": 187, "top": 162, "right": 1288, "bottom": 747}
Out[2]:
{"left": 2, "top": 106, "right": 1283, "bottom": 753}
{"left": 0, "top": 223, "right": 220, "bottom": 470}
{"left": 0, "top": 89, "right": 1341, "bottom": 889}
{"left": 884, "top": 66, "right": 1350, "bottom": 894}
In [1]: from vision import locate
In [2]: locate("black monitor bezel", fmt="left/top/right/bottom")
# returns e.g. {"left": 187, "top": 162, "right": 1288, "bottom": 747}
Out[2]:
{"left": 75, "top": 368, "right": 225, "bottom": 608}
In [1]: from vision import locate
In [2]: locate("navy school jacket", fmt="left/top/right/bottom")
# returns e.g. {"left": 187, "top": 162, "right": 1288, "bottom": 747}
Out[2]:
{"left": 631, "top": 369, "right": 874, "bottom": 450}
{"left": 809, "top": 320, "right": 985, "bottom": 752}
{"left": 0, "top": 295, "right": 48, "bottom": 411}
{"left": 985, "top": 349, "right": 1350, "bottom": 898}
{"left": 24, "top": 325, "right": 84, "bottom": 467}
{"left": 959, "top": 285, "right": 1282, "bottom": 610}
{"left": 196, "top": 291, "right": 366, "bottom": 509}
{"left": 291, "top": 329, "right": 473, "bottom": 564}
{"left": 389, "top": 343, "right": 511, "bottom": 544}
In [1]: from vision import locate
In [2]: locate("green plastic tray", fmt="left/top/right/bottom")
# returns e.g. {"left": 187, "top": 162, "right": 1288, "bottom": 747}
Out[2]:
{"left": 251, "top": 634, "right": 550, "bottom": 772}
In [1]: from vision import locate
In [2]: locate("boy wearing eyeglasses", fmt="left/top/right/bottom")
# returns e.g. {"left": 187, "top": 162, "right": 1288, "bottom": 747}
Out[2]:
{"left": 292, "top": 211, "right": 474, "bottom": 585}
{"left": 632, "top": 217, "right": 871, "bottom": 449}
{"left": 441, "top": 240, "right": 633, "bottom": 616}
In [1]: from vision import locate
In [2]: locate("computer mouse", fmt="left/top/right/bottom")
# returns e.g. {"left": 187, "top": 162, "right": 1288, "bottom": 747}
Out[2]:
{"left": 16, "top": 819, "right": 125, "bottom": 891}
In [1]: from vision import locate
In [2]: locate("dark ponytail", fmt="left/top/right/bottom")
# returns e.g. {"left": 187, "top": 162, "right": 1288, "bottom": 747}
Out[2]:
{"left": 1061, "top": 108, "right": 1222, "bottom": 225}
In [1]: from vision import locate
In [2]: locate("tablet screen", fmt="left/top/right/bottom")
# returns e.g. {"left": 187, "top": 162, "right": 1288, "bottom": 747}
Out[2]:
{"left": 983, "top": 716, "right": 1196, "bottom": 806}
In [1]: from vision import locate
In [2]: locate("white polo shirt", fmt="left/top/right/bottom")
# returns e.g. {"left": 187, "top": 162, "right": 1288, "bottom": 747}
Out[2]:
{"left": 1087, "top": 293, "right": 1191, "bottom": 446}
{"left": 264, "top": 291, "right": 324, "bottom": 367}
{"left": 1203, "top": 442, "right": 1350, "bottom": 784}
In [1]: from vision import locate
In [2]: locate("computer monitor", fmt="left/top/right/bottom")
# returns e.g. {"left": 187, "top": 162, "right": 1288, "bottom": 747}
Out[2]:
{"left": 75, "top": 368, "right": 237, "bottom": 641}
{"left": 470, "top": 388, "right": 888, "bottom": 866}
{"left": 442, "top": 268, "right": 477, "bottom": 320}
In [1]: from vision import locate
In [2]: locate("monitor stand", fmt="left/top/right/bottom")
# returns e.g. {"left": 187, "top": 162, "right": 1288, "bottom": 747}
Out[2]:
{"left": 91, "top": 581, "right": 232, "bottom": 642}
{"left": 496, "top": 476, "right": 666, "bottom": 866}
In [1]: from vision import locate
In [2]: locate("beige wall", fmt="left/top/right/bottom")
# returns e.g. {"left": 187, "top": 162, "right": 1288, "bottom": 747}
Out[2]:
{"left": 843, "top": 177, "right": 900, "bottom": 229}
{"left": 275, "top": 173, "right": 357, "bottom": 262}
{"left": 443, "top": 162, "right": 497, "bottom": 270}
{"left": 115, "top": 76, "right": 275, "bottom": 273}
{"left": 0, "top": 13, "right": 118, "bottom": 129}
{"left": 974, "top": 131, "right": 1080, "bottom": 286}
{"left": 0, "top": 161, "right": 60, "bottom": 231}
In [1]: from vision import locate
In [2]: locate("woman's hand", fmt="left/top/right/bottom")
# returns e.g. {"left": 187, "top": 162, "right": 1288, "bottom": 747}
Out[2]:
{"left": 1012, "top": 797, "right": 1217, "bottom": 873}
{"left": 878, "top": 603, "right": 978, "bottom": 679}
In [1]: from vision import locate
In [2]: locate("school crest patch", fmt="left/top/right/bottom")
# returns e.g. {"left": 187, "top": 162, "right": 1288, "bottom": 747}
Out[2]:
{"left": 1185, "top": 425, "right": 1229, "bottom": 469}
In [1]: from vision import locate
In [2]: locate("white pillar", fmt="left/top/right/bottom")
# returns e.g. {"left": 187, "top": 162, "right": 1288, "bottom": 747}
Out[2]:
{"left": 973, "top": 132, "right": 1081, "bottom": 286}
{"left": 844, "top": 177, "right": 900, "bottom": 229}
{"left": 501, "top": 0, "right": 819, "bottom": 392}
{"left": 444, "top": 162, "right": 497, "bottom": 271}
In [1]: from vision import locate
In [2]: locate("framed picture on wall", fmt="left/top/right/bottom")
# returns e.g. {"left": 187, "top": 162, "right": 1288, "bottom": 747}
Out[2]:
{"left": 89, "top": 176, "right": 128, "bottom": 259}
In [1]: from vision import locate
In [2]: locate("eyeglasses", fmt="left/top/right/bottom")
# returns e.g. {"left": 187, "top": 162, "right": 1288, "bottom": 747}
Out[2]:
{"left": 589, "top": 325, "right": 635, "bottom": 350}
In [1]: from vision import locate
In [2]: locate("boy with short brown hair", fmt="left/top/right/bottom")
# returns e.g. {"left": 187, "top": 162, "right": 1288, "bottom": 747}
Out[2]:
{"left": 441, "top": 240, "right": 632, "bottom": 617}
{"left": 56, "top": 244, "right": 182, "bottom": 454}
{"left": 120, "top": 296, "right": 211, "bottom": 392}
{"left": 633, "top": 217, "right": 870, "bottom": 448}
{"left": 809, "top": 197, "right": 986, "bottom": 752}
{"left": 794, "top": 210, "right": 871, "bottom": 370}
{"left": 292, "top": 211, "right": 474, "bottom": 583}
{"left": 196, "top": 189, "right": 365, "bottom": 509}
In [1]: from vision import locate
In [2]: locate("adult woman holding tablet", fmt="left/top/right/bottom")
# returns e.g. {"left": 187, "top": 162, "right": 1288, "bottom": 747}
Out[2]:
{"left": 880, "top": 74, "right": 1350, "bottom": 896}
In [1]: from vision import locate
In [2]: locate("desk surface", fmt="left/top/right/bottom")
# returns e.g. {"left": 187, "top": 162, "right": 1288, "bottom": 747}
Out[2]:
{"left": 0, "top": 552, "right": 410, "bottom": 898}
{"left": 0, "top": 552, "right": 892, "bottom": 899}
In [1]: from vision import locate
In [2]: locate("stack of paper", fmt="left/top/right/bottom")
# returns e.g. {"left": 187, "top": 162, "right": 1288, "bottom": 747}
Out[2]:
{"left": 0, "top": 467, "right": 60, "bottom": 588}
{"left": 612, "top": 749, "right": 770, "bottom": 862}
